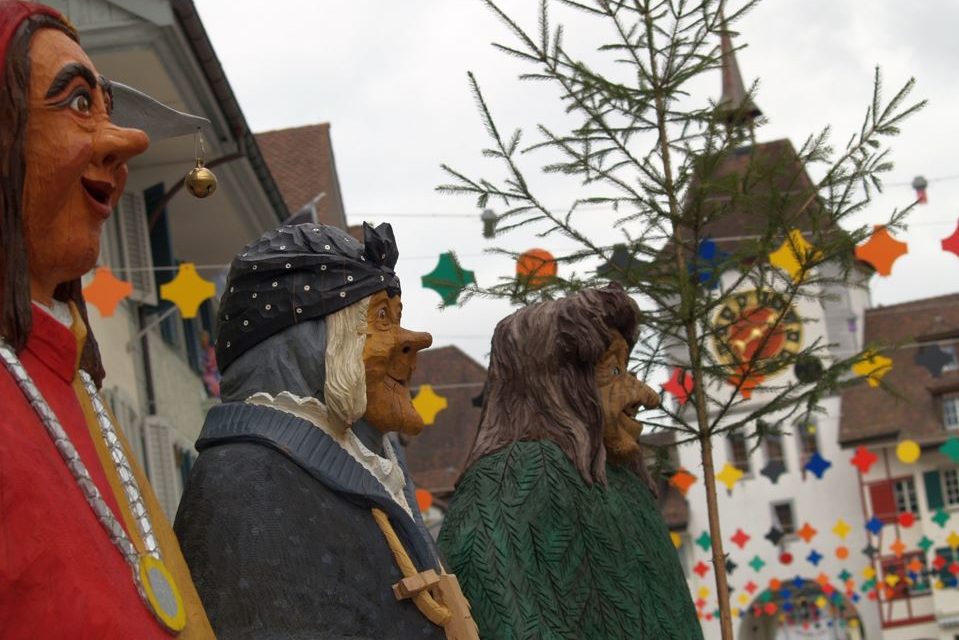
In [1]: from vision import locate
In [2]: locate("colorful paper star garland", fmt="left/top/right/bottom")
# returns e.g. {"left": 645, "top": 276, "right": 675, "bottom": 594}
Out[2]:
{"left": 855, "top": 226, "right": 908, "bottom": 276}
{"left": 159, "top": 262, "right": 215, "bottom": 318}
{"left": 662, "top": 368, "right": 694, "bottom": 404}
{"left": 852, "top": 350, "right": 892, "bottom": 388}
{"left": 797, "top": 522, "right": 818, "bottom": 543}
{"left": 941, "top": 436, "right": 959, "bottom": 463}
{"left": 669, "top": 468, "right": 697, "bottom": 496}
{"left": 83, "top": 266, "right": 133, "bottom": 317}
{"left": 421, "top": 252, "right": 475, "bottom": 306}
{"left": 832, "top": 519, "right": 851, "bottom": 540}
{"left": 411, "top": 384, "right": 448, "bottom": 425}
{"left": 941, "top": 219, "right": 959, "bottom": 260}
{"left": 695, "top": 530, "right": 713, "bottom": 552}
{"left": 803, "top": 452, "right": 832, "bottom": 479}
{"left": 768, "top": 229, "right": 819, "bottom": 282}
{"left": 731, "top": 528, "right": 751, "bottom": 549}
{"left": 760, "top": 459, "right": 786, "bottom": 484}
{"left": 717, "top": 462, "right": 745, "bottom": 491}
{"left": 849, "top": 447, "right": 878, "bottom": 474}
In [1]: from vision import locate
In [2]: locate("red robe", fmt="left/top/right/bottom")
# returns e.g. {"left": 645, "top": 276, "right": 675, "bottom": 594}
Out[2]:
{"left": 0, "top": 306, "right": 208, "bottom": 638}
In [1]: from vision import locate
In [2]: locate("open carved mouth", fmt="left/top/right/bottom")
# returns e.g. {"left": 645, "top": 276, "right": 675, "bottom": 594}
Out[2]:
{"left": 388, "top": 374, "right": 409, "bottom": 389}
{"left": 81, "top": 177, "right": 114, "bottom": 209}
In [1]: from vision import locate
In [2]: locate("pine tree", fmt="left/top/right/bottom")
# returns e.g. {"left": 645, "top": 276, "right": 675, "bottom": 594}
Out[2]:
{"left": 438, "top": 1, "right": 925, "bottom": 638}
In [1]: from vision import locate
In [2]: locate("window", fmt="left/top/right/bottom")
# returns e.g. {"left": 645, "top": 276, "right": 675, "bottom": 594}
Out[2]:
{"left": 796, "top": 418, "right": 818, "bottom": 462}
{"left": 881, "top": 551, "right": 930, "bottom": 600}
{"left": 941, "top": 343, "right": 959, "bottom": 373}
{"left": 944, "top": 469, "right": 959, "bottom": 506}
{"left": 772, "top": 501, "right": 796, "bottom": 536}
{"left": 944, "top": 393, "right": 959, "bottom": 430}
{"left": 727, "top": 433, "right": 751, "bottom": 475}
{"left": 934, "top": 547, "right": 958, "bottom": 588}
{"left": 764, "top": 432, "right": 786, "bottom": 469}
{"left": 894, "top": 478, "right": 919, "bottom": 514}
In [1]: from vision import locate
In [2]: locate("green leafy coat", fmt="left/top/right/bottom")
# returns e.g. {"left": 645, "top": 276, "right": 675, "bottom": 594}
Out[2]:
{"left": 438, "top": 440, "right": 702, "bottom": 640}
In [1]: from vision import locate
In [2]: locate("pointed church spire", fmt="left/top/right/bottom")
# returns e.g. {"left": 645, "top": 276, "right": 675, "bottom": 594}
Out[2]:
{"left": 717, "top": 10, "right": 761, "bottom": 130}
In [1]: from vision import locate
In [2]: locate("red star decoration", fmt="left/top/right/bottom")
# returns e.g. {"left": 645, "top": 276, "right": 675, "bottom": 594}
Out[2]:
{"left": 82, "top": 266, "right": 133, "bottom": 318}
{"left": 763, "top": 603, "right": 778, "bottom": 616}
{"left": 662, "top": 367, "right": 694, "bottom": 404}
{"left": 779, "top": 552, "right": 793, "bottom": 565}
{"left": 855, "top": 225, "right": 908, "bottom": 276}
{"left": 867, "top": 590, "right": 878, "bottom": 601}
{"left": 949, "top": 562, "right": 959, "bottom": 576}
{"left": 669, "top": 468, "right": 697, "bottom": 496}
{"left": 693, "top": 561, "right": 710, "bottom": 578}
{"left": 730, "top": 528, "right": 751, "bottom": 549}
{"left": 797, "top": 522, "right": 818, "bottom": 543}
{"left": 898, "top": 512, "right": 915, "bottom": 528}
{"left": 744, "top": 581, "right": 758, "bottom": 595}
{"left": 942, "top": 219, "right": 959, "bottom": 260}
{"left": 933, "top": 555, "right": 948, "bottom": 571}
{"left": 695, "top": 597, "right": 707, "bottom": 609}
{"left": 822, "top": 583, "right": 835, "bottom": 596}
{"left": 850, "top": 446, "right": 878, "bottom": 474}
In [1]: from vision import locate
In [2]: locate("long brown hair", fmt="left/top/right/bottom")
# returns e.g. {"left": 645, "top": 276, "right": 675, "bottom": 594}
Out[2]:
{"left": 0, "top": 14, "right": 104, "bottom": 385}
{"left": 465, "top": 285, "right": 642, "bottom": 486}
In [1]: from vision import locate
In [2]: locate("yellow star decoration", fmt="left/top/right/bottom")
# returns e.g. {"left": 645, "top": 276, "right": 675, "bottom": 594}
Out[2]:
{"left": 732, "top": 608, "right": 741, "bottom": 619}
{"left": 884, "top": 574, "right": 900, "bottom": 588}
{"left": 936, "top": 579, "right": 945, "bottom": 590}
{"left": 832, "top": 519, "right": 851, "bottom": 540}
{"left": 716, "top": 463, "right": 744, "bottom": 491}
{"left": 768, "top": 229, "right": 820, "bottom": 282}
{"left": 948, "top": 531, "right": 959, "bottom": 549}
{"left": 815, "top": 596, "right": 827, "bottom": 609}
{"left": 670, "top": 532, "right": 682, "bottom": 549}
{"left": 862, "top": 566, "right": 876, "bottom": 580}
{"left": 698, "top": 586, "right": 711, "bottom": 599}
{"left": 159, "top": 263, "right": 215, "bottom": 319}
{"left": 738, "top": 593, "right": 750, "bottom": 605}
{"left": 852, "top": 350, "right": 892, "bottom": 388}
{"left": 411, "top": 384, "right": 448, "bottom": 426}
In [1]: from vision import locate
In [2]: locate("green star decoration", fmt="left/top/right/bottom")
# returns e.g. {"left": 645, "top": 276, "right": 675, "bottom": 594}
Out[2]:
{"left": 421, "top": 252, "right": 476, "bottom": 306}
{"left": 838, "top": 569, "right": 852, "bottom": 582}
{"left": 918, "top": 536, "right": 934, "bottom": 552}
{"left": 934, "top": 508, "right": 952, "bottom": 528}
{"left": 695, "top": 530, "right": 712, "bottom": 551}
{"left": 749, "top": 555, "right": 766, "bottom": 572}
{"left": 941, "top": 437, "right": 959, "bottom": 463}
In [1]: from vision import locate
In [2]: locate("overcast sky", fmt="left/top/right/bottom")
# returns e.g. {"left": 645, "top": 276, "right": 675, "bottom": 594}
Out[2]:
{"left": 195, "top": 0, "right": 959, "bottom": 366}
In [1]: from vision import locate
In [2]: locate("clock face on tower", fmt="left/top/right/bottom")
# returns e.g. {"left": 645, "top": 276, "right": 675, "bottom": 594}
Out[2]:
{"left": 711, "top": 289, "right": 803, "bottom": 378}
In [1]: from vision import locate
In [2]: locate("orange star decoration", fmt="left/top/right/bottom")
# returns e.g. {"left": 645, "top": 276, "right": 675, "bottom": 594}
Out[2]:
{"left": 716, "top": 462, "right": 744, "bottom": 491}
{"left": 728, "top": 368, "right": 764, "bottom": 399}
{"left": 889, "top": 538, "right": 906, "bottom": 558}
{"left": 669, "top": 468, "right": 697, "bottom": 496}
{"left": 83, "top": 266, "right": 133, "bottom": 317}
{"left": 855, "top": 225, "right": 908, "bottom": 276}
{"left": 852, "top": 350, "right": 892, "bottom": 388}
{"left": 411, "top": 384, "right": 448, "bottom": 425}
{"left": 797, "top": 522, "right": 818, "bottom": 543}
{"left": 159, "top": 263, "right": 215, "bottom": 319}
{"left": 768, "top": 229, "right": 820, "bottom": 282}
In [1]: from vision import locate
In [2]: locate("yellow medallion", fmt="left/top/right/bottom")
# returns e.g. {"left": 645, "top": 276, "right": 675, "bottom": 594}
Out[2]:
{"left": 138, "top": 555, "right": 186, "bottom": 632}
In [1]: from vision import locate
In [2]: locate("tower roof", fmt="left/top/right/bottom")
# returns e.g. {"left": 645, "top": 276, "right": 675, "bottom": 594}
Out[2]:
{"left": 717, "top": 14, "right": 762, "bottom": 127}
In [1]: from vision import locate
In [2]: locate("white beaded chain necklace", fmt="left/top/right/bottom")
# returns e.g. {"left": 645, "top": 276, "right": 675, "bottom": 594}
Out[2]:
{"left": 0, "top": 341, "right": 186, "bottom": 633}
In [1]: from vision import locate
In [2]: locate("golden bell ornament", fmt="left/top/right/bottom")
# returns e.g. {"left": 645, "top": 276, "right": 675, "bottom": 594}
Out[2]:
{"left": 186, "top": 162, "right": 217, "bottom": 198}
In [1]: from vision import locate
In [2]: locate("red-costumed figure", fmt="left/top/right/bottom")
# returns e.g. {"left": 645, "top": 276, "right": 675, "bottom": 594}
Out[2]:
{"left": 0, "top": 3, "right": 212, "bottom": 637}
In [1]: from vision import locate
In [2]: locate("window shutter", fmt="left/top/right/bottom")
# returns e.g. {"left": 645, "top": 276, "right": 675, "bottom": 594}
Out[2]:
{"left": 868, "top": 480, "right": 897, "bottom": 522}
{"left": 116, "top": 191, "right": 157, "bottom": 305}
{"left": 144, "top": 416, "right": 178, "bottom": 519}
{"left": 925, "top": 470, "right": 944, "bottom": 510}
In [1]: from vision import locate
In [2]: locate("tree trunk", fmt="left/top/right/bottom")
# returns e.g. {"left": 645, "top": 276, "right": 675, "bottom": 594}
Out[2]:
{"left": 700, "top": 433, "right": 734, "bottom": 640}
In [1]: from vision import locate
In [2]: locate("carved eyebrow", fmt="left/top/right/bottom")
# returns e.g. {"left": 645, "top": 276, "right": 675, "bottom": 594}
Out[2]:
{"left": 98, "top": 75, "right": 114, "bottom": 114}
{"left": 44, "top": 62, "right": 97, "bottom": 100}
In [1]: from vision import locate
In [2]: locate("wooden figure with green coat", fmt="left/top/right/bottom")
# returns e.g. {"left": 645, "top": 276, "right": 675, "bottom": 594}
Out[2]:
{"left": 438, "top": 285, "right": 703, "bottom": 639}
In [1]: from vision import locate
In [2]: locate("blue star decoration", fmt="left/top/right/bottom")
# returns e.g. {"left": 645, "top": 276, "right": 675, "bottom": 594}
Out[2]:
{"left": 865, "top": 516, "right": 883, "bottom": 535}
{"left": 804, "top": 451, "right": 832, "bottom": 479}
{"left": 792, "top": 575, "right": 805, "bottom": 589}
{"left": 806, "top": 550, "right": 823, "bottom": 566}
{"left": 782, "top": 601, "right": 794, "bottom": 613}
{"left": 915, "top": 344, "right": 954, "bottom": 377}
{"left": 421, "top": 252, "right": 476, "bottom": 306}
{"left": 940, "top": 437, "right": 959, "bottom": 463}
{"left": 761, "top": 459, "right": 787, "bottom": 484}
{"left": 690, "top": 239, "right": 729, "bottom": 290}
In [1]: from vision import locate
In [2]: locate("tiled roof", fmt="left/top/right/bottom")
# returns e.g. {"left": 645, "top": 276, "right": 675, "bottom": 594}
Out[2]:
{"left": 255, "top": 123, "right": 347, "bottom": 229}
{"left": 403, "top": 346, "right": 487, "bottom": 497}
{"left": 839, "top": 293, "right": 959, "bottom": 446}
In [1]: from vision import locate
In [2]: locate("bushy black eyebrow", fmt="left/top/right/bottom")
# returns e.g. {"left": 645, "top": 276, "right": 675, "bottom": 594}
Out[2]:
{"left": 44, "top": 62, "right": 97, "bottom": 99}
{"left": 98, "top": 75, "right": 114, "bottom": 114}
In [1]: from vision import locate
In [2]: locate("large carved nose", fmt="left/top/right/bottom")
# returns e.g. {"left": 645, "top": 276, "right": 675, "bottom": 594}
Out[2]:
{"left": 625, "top": 376, "right": 660, "bottom": 415}
{"left": 399, "top": 328, "right": 432, "bottom": 357}
{"left": 94, "top": 121, "right": 149, "bottom": 171}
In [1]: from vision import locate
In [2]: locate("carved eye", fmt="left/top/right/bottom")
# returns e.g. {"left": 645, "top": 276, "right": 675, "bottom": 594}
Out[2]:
{"left": 612, "top": 366, "right": 621, "bottom": 376}
{"left": 377, "top": 307, "right": 388, "bottom": 321}
{"left": 69, "top": 92, "right": 91, "bottom": 115}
